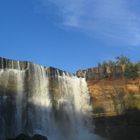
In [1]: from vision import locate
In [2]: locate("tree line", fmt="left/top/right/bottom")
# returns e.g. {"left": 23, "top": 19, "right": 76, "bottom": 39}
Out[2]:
{"left": 98, "top": 55, "right": 140, "bottom": 79}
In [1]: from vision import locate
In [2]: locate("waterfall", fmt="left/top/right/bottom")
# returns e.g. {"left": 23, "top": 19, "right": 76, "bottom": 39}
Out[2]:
{"left": 26, "top": 64, "right": 51, "bottom": 135}
{"left": 0, "top": 64, "right": 25, "bottom": 137}
{"left": 0, "top": 59, "right": 101, "bottom": 140}
{"left": 26, "top": 65, "right": 95, "bottom": 140}
{"left": 49, "top": 72, "right": 94, "bottom": 140}
{"left": 16, "top": 63, "right": 25, "bottom": 134}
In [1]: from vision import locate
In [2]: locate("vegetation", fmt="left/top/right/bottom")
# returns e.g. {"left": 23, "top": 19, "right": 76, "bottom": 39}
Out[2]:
{"left": 126, "top": 94, "right": 140, "bottom": 109}
{"left": 124, "top": 63, "right": 138, "bottom": 79}
{"left": 97, "top": 55, "right": 140, "bottom": 79}
{"left": 116, "top": 55, "right": 130, "bottom": 66}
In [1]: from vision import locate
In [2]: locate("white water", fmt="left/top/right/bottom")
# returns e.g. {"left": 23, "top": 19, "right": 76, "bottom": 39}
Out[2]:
{"left": 0, "top": 63, "right": 100, "bottom": 140}
{"left": 50, "top": 72, "right": 94, "bottom": 140}
{"left": 27, "top": 64, "right": 51, "bottom": 135}
{"left": 16, "top": 68, "right": 25, "bottom": 134}
{"left": 0, "top": 63, "right": 25, "bottom": 137}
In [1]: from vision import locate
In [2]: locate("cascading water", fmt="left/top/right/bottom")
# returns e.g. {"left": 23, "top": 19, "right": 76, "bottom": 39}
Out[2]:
{"left": 0, "top": 61, "right": 26, "bottom": 138}
{"left": 49, "top": 71, "right": 95, "bottom": 140}
{"left": 26, "top": 64, "right": 51, "bottom": 136}
{"left": 0, "top": 58, "right": 101, "bottom": 140}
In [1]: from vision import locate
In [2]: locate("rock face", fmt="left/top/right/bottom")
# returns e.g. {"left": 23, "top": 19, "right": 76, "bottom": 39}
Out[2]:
{"left": 77, "top": 66, "right": 140, "bottom": 117}
{"left": 78, "top": 66, "right": 140, "bottom": 140}
{"left": 32, "top": 134, "right": 48, "bottom": 140}
{"left": 15, "top": 134, "right": 31, "bottom": 140}
{"left": 0, "top": 58, "right": 94, "bottom": 140}
{"left": 0, "top": 57, "right": 29, "bottom": 70}
{"left": 77, "top": 66, "right": 123, "bottom": 80}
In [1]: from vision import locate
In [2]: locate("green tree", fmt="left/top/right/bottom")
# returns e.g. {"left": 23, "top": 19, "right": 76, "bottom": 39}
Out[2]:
{"left": 116, "top": 55, "right": 130, "bottom": 72}
{"left": 107, "top": 60, "right": 116, "bottom": 77}
{"left": 124, "top": 63, "right": 138, "bottom": 79}
{"left": 136, "top": 62, "right": 140, "bottom": 76}
{"left": 107, "top": 60, "right": 116, "bottom": 70}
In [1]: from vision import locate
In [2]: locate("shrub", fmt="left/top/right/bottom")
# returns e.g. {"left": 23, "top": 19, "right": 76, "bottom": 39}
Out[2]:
{"left": 124, "top": 63, "right": 138, "bottom": 79}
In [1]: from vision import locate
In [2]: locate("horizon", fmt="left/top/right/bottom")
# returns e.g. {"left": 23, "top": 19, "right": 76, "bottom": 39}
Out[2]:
{"left": 0, "top": 55, "right": 139, "bottom": 74}
{"left": 0, "top": 0, "right": 140, "bottom": 73}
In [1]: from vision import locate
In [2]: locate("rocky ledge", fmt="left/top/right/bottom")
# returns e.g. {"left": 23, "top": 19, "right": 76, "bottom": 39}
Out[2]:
{"left": 7, "top": 134, "right": 48, "bottom": 140}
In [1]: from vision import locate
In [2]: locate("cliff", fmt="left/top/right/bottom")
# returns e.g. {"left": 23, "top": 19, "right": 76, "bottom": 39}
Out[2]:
{"left": 1, "top": 56, "right": 140, "bottom": 119}
{"left": 0, "top": 57, "right": 92, "bottom": 140}
{"left": 77, "top": 66, "right": 140, "bottom": 117}
{"left": 88, "top": 79, "right": 140, "bottom": 117}
{"left": 77, "top": 66, "right": 140, "bottom": 140}
{"left": 1, "top": 57, "right": 140, "bottom": 140}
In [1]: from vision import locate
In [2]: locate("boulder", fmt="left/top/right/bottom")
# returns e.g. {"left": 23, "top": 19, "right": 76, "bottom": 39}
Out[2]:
{"left": 15, "top": 133, "right": 31, "bottom": 140}
{"left": 32, "top": 134, "right": 48, "bottom": 140}
{"left": 6, "top": 134, "right": 48, "bottom": 140}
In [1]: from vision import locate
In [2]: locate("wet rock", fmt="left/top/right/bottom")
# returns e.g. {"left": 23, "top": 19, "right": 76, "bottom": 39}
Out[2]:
{"left": 15, "top": 134, "right": 31, "bottom": 140}
{"left": 7, "top": 134, "right": 48, "bottom": 140}
{"left": 32, "top": 134, "right": 48, "bottom": 140}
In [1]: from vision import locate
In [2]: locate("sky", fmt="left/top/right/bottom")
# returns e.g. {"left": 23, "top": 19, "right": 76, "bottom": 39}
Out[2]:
{"left": 0, "top": 0, "right": 140, "bottom": 72}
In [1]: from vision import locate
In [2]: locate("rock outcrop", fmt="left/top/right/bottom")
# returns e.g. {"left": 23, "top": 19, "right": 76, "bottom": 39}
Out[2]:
{"left": 88, "top": 79, "right": 140, "bottom": 117}
{"left": 32, "top": 134, "right": 48, "bottom": 140}
{"left": 77, "top": 66, "right": 123, "bottom": 80}
{"left": 6, "top": 133, "right": 48, "bottom": 140}
{"left": 77, "top": 66, "right": 140, "bottom": 117}
{"left": 77, "top": 66, "right": 140, "bottom": 140}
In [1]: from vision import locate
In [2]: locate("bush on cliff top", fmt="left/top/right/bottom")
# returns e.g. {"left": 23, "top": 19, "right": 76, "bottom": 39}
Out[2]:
{"left": 98, "top": 55, "right": 139, "bottom": 79}
{"left": 124, "top": 63, "right": 138, "bottom": 79}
